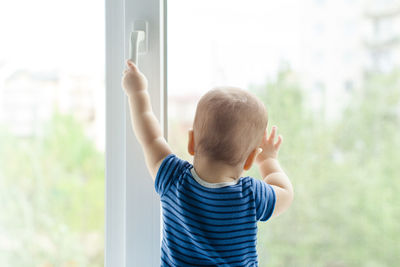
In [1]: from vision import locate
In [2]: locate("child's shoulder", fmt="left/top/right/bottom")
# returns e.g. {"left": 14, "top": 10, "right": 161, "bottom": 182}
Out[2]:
{"left": 238, "top": 176, "right": 262, "bottom": 191}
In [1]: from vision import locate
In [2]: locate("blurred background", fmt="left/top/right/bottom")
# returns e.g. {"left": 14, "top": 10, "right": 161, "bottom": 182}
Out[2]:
{"left": 167, "top": 0, "right": 400, "bottom": 266}
{"left": 0, "top": 0, "right": 399, "bottom": 266}
{"left": 0, "top": 0, "right": 105, "bottom": 266}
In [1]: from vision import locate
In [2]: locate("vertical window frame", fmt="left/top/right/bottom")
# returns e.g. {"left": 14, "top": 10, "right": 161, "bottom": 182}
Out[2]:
{"left": 105, "top": 0, "right": 165, "bottom": 266}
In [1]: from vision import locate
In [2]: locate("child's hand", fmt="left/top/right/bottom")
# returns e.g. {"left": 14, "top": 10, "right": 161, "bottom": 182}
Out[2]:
{"left": 121, "top": 60, "right": 148, "bottom": 96}
{"left": 255, "top": 126, "right": 283, "bottom": 164}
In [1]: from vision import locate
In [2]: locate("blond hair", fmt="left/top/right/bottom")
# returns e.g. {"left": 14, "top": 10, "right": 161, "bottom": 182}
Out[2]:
{"left": 193, "top": 87, "right": 268, "bottom": 166}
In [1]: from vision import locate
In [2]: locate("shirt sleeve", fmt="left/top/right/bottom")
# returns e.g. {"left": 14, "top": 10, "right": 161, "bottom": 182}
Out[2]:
{"left": 252, "top": 178, "right": 276, "bottom": 222}
{"left": 155, "top": 154, "right": 191, "bottom": 196}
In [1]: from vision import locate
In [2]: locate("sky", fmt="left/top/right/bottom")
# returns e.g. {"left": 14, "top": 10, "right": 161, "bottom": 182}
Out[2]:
{"left": 2, "top": 0, "right": 394, "bottom": 121}
{"left": 0, "top": 0, "right": 323, "bottom": 90}
{"left": 167, "top": 0, "right": 306, "bottom": 96}
{"left": 0, "top": 0, "right": 373, "bottom": 93}
{"left": 0, "top": 0, "right": 104, "bottom": 75}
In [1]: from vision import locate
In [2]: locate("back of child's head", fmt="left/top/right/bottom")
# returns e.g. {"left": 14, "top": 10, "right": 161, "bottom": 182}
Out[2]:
{"left": 193, "top": 86, "right": 268, "bottom": 167}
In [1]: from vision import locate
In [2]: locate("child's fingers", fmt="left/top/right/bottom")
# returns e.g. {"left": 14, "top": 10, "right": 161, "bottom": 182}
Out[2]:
{"left": 126, "top": 60, "right": 138, "bottom": 71}
{"left": 268, "top": 126, "right": 277, "bottom": 143}
{"left": 274, "top": 135, "right": 283, "bottom": 150}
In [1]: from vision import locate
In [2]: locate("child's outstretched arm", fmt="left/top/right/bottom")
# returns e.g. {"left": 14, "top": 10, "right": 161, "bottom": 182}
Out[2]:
{"left": 255, "top": 126, "right": 294, "bottom": 218}
{"left": 121, "top": 60, "right": 172, "bottom": 181}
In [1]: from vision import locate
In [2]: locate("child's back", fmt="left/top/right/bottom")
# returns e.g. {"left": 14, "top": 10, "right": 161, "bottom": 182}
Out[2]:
{"left": 156, "top": 154, "right": 275, "bottom": 266}
{"left": 122, "top": 60, "right": 294, "bottom": 266}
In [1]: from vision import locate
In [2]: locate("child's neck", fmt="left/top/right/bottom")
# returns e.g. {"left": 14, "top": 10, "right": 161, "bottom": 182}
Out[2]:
{"left": 192, "top": 155, "right": 243, "bottom": 184}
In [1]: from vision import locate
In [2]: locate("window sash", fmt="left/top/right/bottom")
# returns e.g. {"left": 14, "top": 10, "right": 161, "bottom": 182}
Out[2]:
{"left": 105, "top": 0, "right": 165, "bottom": 266}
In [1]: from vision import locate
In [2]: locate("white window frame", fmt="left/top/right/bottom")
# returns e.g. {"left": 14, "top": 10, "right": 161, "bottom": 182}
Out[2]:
{"left": 105, "top": 0, "right": 166, "bottom": 266}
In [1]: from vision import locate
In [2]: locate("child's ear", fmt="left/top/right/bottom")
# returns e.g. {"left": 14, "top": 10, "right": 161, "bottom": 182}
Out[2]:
{"left": 188, "top": 129, "right": 195, "bottom": 156}
{"left": 243, "top": 148, "right": 258, "bottom": 171}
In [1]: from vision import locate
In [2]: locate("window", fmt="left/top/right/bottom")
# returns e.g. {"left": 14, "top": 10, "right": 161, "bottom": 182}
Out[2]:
{"left": 3, "top": 0, "right": 399, "bottom": 266}
{"left": 167, "top": 0, "right": 400, "bottom": 266}
{"left": 0, "top": 0, "right": 105, "bottom": 266}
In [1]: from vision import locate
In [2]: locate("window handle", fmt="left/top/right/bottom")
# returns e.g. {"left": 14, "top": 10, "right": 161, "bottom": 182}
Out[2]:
{"left": 129, "top": 30, "right": 145, "bottom": 65}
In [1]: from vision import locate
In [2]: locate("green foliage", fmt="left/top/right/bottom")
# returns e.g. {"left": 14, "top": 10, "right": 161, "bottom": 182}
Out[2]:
{"left": 0, "top": 112, "right": 104, "bottom": 267}
{"left": 246, "top": 68, "right": 400, "bottom": 267}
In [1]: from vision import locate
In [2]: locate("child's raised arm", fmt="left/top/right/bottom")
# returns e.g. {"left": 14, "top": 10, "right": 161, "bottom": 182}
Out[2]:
{"left": 255, "top": 126, "right": 294, "bottom": 218}
{"left": 121, "top": 60, "right": 172, "bottom": 181}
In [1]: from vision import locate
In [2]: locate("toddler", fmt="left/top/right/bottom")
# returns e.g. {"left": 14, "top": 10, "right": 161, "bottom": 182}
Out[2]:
{"left": 122, "top": 60, "right": 294, "bottom": 266}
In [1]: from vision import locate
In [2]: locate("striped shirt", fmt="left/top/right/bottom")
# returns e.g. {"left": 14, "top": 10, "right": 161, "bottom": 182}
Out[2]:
{"left": 155, "top": 154, "right": 276, "bottom": 267}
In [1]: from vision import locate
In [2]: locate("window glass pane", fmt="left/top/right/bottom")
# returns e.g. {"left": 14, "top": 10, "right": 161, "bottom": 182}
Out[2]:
{"left": 167, "top": 0, "right": 400, "bottom": 265}
{"left": 0, "top": 0, "right": 105, "bottom": 265}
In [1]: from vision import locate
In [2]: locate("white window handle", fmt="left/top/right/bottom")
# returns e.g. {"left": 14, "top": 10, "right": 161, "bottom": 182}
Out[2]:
{"left": 129, "top": 30, "right": 145, "bottom": 65}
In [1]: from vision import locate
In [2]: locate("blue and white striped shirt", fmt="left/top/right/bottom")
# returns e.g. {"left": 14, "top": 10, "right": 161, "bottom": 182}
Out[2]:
{"left": 155, "top": 154, "right": 276, "bottom": 267}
